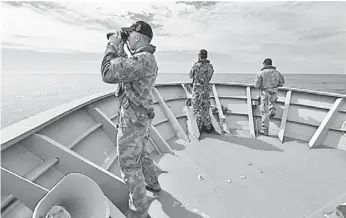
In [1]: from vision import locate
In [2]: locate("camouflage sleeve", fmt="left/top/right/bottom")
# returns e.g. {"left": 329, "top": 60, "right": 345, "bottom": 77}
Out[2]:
{"left": 101, "top": 43, "right": 143, "bottom": 84}
{"left": 278, "top": 72, "right": 285, "bottom": 87}
{"left": 254, "top": 73, "right": 262, "bottom": 89}
{"left": 189, "top": 64, "right": 196, "bottom": 79}
{"left": 208, "top": 64, "right": 214, "bottom": 82}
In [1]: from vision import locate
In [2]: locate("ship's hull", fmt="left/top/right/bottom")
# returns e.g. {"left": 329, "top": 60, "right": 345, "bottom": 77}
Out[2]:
{"left": 1, "top": 83, "right": 346, "bottom": 218}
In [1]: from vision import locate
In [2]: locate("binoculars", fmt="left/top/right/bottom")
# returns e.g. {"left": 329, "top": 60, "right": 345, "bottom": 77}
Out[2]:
{"left": 106, "top": 31, "right": 130, "bottom": 41}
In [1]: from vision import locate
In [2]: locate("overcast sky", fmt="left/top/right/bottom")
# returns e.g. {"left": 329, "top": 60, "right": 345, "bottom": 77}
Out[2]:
{"left": 1, "top": 1, "right": 345, "bottom": 74}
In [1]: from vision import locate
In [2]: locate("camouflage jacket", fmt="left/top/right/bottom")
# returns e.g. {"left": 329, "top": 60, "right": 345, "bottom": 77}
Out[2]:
{"left": 254, "top": 65, "right": 285, "bottom": 90}
{"left": 101, "top": 43, "right": 158, "bottom": 111}
{"left": 189, "top": 60, "right": 214, "bottom": 86}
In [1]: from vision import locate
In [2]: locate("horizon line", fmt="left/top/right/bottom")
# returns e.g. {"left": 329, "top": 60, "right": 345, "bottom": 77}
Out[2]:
{"left": 2, "top": 72, "right": 345, "bottom": 75}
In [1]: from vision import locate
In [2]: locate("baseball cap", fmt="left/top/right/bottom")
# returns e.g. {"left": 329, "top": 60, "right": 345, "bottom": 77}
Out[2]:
{"left": 199, "top": 49, "right": 208, "bottom": 58}
{"left": 263, "top": 58, "right": 272, "bottom": 65}
{"left": 122, "top": 21, "right": 153, "bottom": 39}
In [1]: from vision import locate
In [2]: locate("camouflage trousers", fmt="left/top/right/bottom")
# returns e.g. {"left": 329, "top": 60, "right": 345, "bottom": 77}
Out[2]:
{"left": 117, "top": 105, "right": 159, "bottom": 218}
{"left": 192, "top": 85, "right": 212, "bottom": 131}
{"left": 260, "top": 89, "right": 278, "bottom": 132}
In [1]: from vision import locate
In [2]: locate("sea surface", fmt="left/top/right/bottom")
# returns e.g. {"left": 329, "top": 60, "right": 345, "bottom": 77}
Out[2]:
{"left": 1, "top": 73, "right": 345, "bottom": 129}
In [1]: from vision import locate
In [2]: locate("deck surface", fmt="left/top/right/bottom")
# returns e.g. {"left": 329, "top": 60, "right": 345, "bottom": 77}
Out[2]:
{"left": 149, "top": 130, "right": 346, "bottom": 218}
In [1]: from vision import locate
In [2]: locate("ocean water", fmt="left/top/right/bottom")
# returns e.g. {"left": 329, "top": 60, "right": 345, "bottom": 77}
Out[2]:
{"left": 1, "top": 73, "right": 345, "bottom": 129}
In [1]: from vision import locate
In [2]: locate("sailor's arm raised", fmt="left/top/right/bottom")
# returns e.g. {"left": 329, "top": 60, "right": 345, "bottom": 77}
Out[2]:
{"left": 101, "top": 42, "right": 144, "bottom": 84}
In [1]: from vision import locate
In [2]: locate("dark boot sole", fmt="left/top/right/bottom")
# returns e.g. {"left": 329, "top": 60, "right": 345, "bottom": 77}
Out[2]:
{"left": 146, "top": 186, "right": 161, "bottom": 193}
{"left": 259, "top": 130, "right": 269, "bottom": 136}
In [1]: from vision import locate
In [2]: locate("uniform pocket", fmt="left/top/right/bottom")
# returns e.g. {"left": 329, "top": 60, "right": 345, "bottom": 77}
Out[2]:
{"left": 119, "top": 101, "right": 149, "bottom": 128}
{"left": 118, "top": 106, "right": 134, "bottom": 128}
{"left": 133, "top": 111, "right": 149, "bottom": 127}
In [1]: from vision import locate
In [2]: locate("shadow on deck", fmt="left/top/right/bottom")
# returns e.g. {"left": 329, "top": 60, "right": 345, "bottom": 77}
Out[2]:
{"left": 201, "top": 133, "right": 284, "bottom": 152}
{"left": 155, "top": 190, "right": 206, "bottom": 218}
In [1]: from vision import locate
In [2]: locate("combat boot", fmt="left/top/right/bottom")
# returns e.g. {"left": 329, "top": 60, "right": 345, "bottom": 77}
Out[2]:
{"left": 259, "top": 129, "right": 269, "bottom": 136}
{"left": 202, "top": 125, "right": 215, "bottom": 134}
{"left": 145, "top": 181, "right": 161, "bottom": 193}
{"left": 204, "top": 128, "right": 213, "bottom": 134}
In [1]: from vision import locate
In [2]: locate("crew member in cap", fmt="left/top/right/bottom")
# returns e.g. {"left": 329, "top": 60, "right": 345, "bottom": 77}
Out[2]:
{"left": 189, "top": 49, "right": 215, "bottom": 133}
{"left": 101, "top": 21, "right": 161, "bottom": 218}
{"left": 254, "top": 58, "right": 285, "bottom": 136}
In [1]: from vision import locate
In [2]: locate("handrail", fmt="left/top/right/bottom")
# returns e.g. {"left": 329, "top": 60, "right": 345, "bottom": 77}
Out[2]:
{"left": 155, "top": 82, "right": 346, "bottom": 98}
{"left": 2, "top": 82, "right": 345, "bottom": 151}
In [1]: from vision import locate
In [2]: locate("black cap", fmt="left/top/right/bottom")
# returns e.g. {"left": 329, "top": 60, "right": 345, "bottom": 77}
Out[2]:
{"left": 199, "top": 49, "right": 208, "bottom": 58}
{"left": 263, "top": 58, "right": 272, "bottom": 65}
{"left": 122, "top": 21, "right": 153, "bottom": 39}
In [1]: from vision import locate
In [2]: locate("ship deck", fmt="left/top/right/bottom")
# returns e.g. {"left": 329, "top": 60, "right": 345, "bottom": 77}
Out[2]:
{"left": 149, "top": 130, "right": 346, "bottom": 218}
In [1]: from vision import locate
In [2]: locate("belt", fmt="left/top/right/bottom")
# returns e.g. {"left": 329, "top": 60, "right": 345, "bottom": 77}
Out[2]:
{"left": 261, "top": 88, "right": 278, "bottom": 93}
{"left": 126, "top": 98, "right": 150, "bottom": 115}
{"left": 120, "top": 94, "right": 155, "bottom": 119}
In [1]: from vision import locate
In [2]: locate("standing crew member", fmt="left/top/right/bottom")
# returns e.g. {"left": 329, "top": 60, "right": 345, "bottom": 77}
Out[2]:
{"left": 254, "top": 58, "right": 285, "bottom": 136}
{"left": 189, "top": 49, "right": 214, "bottom": 133}
{"left": 101, "top": 21, "right": 160, "bottom": 218}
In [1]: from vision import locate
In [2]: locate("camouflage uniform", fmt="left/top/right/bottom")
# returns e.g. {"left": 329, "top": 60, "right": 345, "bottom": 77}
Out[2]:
{"left": 189, "top": 59, "right": 214, "bottom": 132}
{"left": 254, "top": 65, "right": 285, "bottom": 133}
{"left": 101, "top": 35, "right": 159, "bottom": 217}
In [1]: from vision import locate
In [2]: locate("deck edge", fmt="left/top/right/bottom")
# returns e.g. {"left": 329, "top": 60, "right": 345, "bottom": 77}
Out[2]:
{"left": 1, "top": 90, "right": 116, "bottom": 150}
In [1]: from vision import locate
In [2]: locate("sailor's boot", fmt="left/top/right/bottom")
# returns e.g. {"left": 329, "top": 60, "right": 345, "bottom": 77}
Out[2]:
{"left": 259, "top": 129, "right": 269, "bottom": 136}
{"left": 146, "top": 181, "right": 161, "bottom": 193}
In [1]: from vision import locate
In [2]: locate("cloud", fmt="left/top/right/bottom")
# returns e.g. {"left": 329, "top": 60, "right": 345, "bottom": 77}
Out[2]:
{"left": 1, "top": 1, "right": 346, "bottom": 73}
